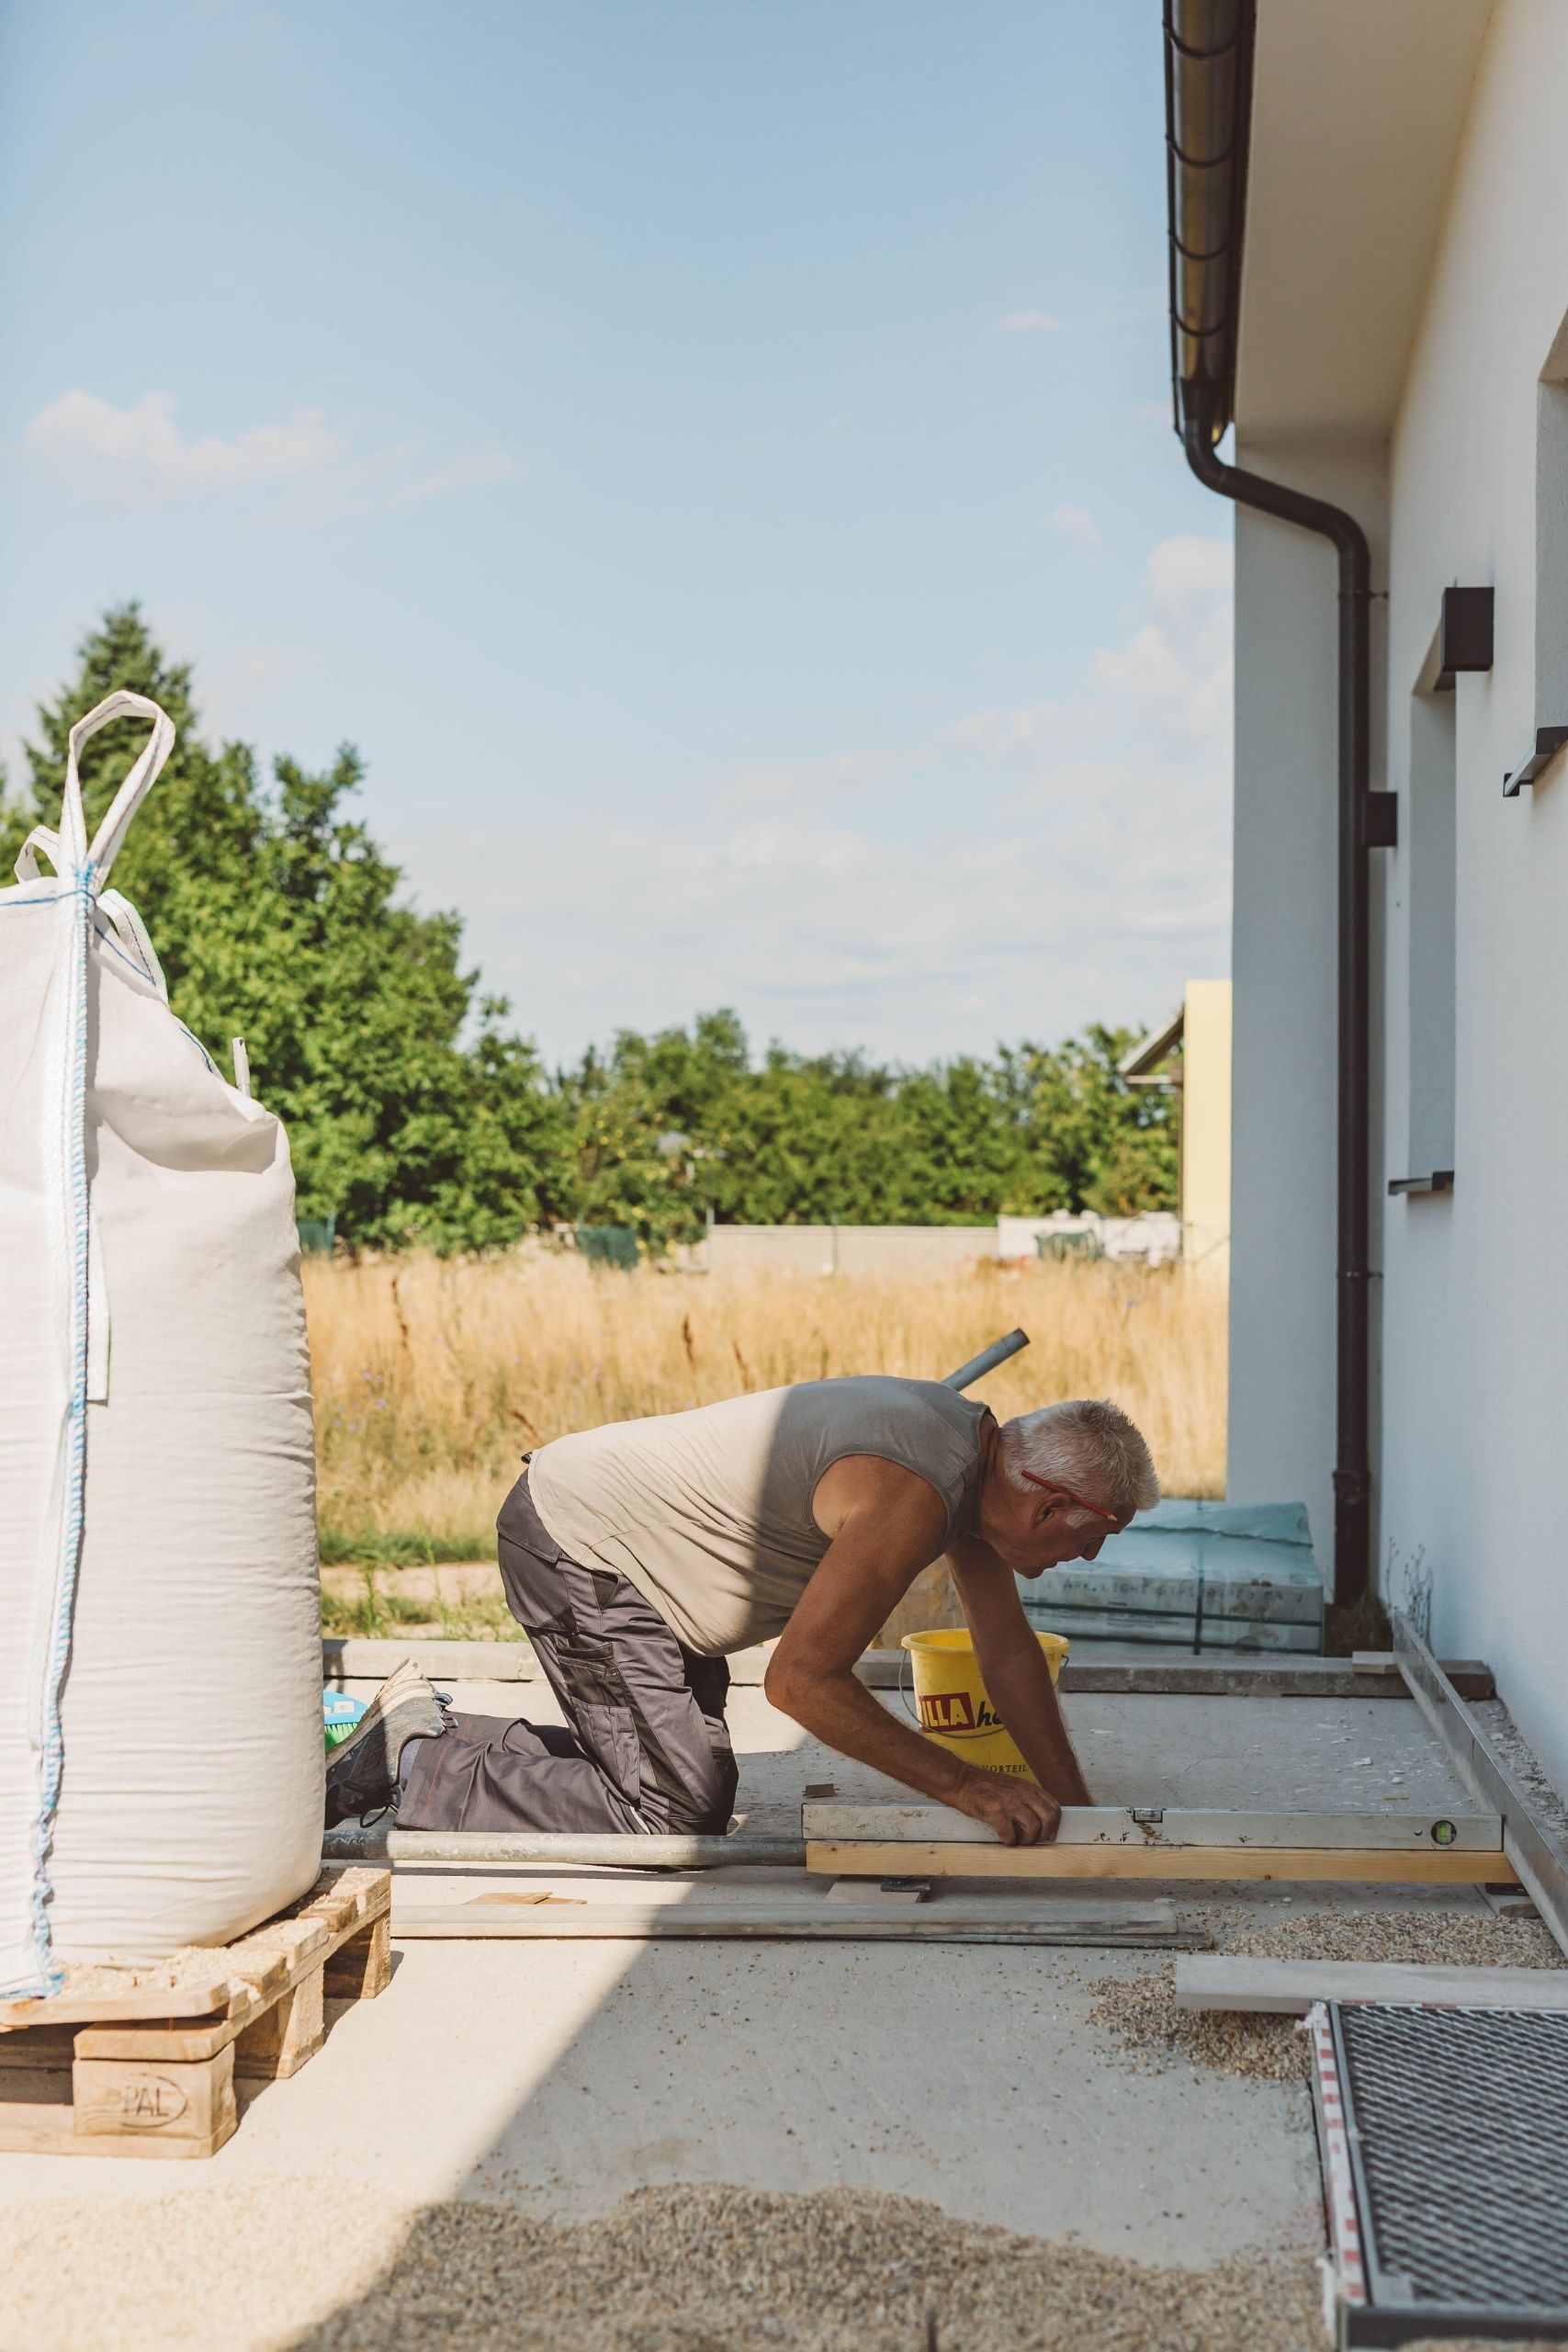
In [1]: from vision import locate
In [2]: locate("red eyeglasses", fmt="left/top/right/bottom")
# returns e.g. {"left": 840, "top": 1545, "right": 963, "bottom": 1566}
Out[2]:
{"left": 1020, "top": 1469, "right": 1122, "bottom": 1527}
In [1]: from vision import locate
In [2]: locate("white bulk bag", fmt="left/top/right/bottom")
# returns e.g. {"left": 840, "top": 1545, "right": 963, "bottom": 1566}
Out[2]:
{"left": 0, "top": 692, "right": 322, "bottom": 1995}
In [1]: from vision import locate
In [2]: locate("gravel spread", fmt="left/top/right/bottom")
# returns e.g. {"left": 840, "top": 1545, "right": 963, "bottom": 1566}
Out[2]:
{"left": 0, "top": 2179, "right": 1326, "bottom": 2352}
{"left": 1090, "top": 1905, "right": 1565, "bottom": 2080}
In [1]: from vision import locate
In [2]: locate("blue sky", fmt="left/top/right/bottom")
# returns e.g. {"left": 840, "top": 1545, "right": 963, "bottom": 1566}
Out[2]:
{"left": 0, "top": 0, "right": 1230, "bottom": 1068}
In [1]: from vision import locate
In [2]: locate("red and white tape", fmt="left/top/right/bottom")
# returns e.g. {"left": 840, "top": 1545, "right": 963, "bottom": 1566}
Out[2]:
{"left": 1309, "top": 2002, "right": 1366, "bottom": 2307}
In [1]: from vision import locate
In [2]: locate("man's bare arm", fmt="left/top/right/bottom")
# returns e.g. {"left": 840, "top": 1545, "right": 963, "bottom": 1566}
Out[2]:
{"left": 949, "top": 1535, "right": 1093, "bottom": 1806}
{"left": 762, "top": 1456, "right": 1064, "bottom": 1846}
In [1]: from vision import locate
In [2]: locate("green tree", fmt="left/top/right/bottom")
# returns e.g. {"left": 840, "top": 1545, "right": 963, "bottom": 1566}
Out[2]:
{"left": 3, "top": 605, "right": 566, "bottom": 1248}
{"left": 553, "top": 1014, "right": 1179, "bottom": 1242}
{"left": 998, "top": 1026, "right": 1179, "bottom": 1216}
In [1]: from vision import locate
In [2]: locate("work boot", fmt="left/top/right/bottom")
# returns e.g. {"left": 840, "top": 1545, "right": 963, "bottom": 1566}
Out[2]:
{"left": 325, "top": 1661, "right": 448, "bottom": 1826}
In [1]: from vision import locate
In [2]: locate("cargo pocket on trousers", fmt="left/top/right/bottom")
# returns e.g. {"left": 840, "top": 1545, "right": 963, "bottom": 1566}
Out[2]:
{"left": 553, "top": 1643, "right": 645, "bottom": 1808}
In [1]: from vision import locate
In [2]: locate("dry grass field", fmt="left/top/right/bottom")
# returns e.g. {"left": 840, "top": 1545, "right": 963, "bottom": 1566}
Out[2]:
{"left": 305, "top": 1251, "right": 1226, "bottom": 1590}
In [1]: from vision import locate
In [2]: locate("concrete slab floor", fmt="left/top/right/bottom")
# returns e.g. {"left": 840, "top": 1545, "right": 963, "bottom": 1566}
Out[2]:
{"left": 0, "top": 1937, "right": 1325, "bottom": 2258}
{"left": 0, "top": 1681, "right": 1536, "bottom": 2352}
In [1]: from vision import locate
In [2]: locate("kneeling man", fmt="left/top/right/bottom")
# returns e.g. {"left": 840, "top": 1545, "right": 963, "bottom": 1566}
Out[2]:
{"left": 327, "top": 1376, "right": 1157, "bottom": 1847}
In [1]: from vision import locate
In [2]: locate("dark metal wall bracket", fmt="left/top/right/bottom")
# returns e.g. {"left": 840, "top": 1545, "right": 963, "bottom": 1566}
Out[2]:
{"left": 1363, "top": 793, "right": 1397, "bottom": 848}
{"left": 1387, "top": 1171, "right": 1452, "bottom": 1198}
{"left": 1504, "top": 725, "right": 1568, "bottom": 797}
{"left": 1435, "top": 584, "right": 1494, "bottom": 689}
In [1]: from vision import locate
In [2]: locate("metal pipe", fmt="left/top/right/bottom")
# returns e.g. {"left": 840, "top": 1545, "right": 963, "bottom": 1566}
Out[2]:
{"left": 322, "top": 1826, "right": 807, "bottom": 1869}
{"left": 1164, "top": 0, "right": 1374, "bottom": 1603}
{"left": 942, "top": 1328, "right": 1030, "bottom": 1391}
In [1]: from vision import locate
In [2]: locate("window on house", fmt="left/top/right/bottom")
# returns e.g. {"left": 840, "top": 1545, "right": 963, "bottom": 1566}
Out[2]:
{"left": 1503, "top": 336, "right": 1568, "bottom": 794}
{"left": 1539, "top": 365, "right": 1568, "bottom": 731}
{"left": 1404, "top": 685, "right": 1456, "bottom": 1186}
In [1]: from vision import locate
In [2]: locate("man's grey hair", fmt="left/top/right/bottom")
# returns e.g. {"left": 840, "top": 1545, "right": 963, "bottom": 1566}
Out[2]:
{"left": 998, "top": 1399, "right": 1160, "bottom": 1519}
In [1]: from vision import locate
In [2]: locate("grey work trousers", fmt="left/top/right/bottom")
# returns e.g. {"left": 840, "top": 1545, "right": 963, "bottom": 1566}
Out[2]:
{"left": 397, "top": 1476, "right": 739, "bottom": 1836}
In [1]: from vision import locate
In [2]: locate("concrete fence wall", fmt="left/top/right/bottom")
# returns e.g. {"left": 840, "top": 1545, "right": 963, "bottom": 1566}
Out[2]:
{"left": 703, "top": 1224, "right": 998, "bottom": 1277}
{"left": 694, "top": 1216, "right": 1184, "bottom": 1275}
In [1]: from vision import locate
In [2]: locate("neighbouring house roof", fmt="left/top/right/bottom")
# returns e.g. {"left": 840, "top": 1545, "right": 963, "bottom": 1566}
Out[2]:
{"left": 1118, "top": 1007, "right": 1184, "bottom": 1088}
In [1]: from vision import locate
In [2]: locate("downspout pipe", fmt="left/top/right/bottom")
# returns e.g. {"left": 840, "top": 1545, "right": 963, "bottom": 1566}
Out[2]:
{"left": 1182, "top": 400, "right": 1375, "bottom": 1608}
{"left": 1164, "top": 0, "right": 1374, "bottom": 1604}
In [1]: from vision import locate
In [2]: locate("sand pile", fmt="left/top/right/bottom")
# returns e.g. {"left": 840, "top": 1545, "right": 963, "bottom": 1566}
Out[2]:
{"left": 1, "top": 2179, "right": 1325, "bottom": 2352}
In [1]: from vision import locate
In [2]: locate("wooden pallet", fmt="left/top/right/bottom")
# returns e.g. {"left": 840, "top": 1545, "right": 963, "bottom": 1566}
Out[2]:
{"left": 0, "top": 1867, "right": 389, "bottom": 2161}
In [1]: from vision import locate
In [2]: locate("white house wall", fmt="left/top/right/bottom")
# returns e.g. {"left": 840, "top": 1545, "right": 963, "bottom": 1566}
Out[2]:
{"left": 1379, "top": 0, "right": 1568, "bottom": 1796}
{"left": 1228, "top": 443, "right": 1388, "bottom": 1582}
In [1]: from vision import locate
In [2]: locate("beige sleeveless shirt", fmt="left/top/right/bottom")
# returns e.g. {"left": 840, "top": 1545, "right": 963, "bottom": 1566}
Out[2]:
{"left": 527, "top": 1375, "right": 988, "bottom": 1655}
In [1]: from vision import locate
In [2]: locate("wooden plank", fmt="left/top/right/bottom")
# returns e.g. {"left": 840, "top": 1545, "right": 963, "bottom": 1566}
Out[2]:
{"left": 467, "top": 1892, "right": 587, "bottom": 1905}
{"left": 390, "top": 1896, "right": 1193, "bottom": 1946}
{"left": 805, "top": 1839, "right": 1519, "bottom": 1884}
{"left": 74, "top": 1871, "right": 392, "bottom": 2064}
{"left": 233, "top": 1968, "right": 323, "bottom": 2081}
{"left": 1052, "top": 1654, "right": 1494, "bottom": 1699}
{"left": 803, "top": 1803, "right": 1501, "bottom": 1852}
{"left": 1479, "top": 1884, "right": 1540, "bottom": 1920}
{"left": 0, "top": 1973, "right": 234, "bottom": 2034}
{"left": 73, "top": 2046, "right": 236, "bottom": 2154}
{"left": 1351, "top": 1648, "right": 1492, "bottom": 1692}
{"left": 324, "top": 1913, "right": 392, "bottom": 2001}
{"left": 1394, "top": 1612, "right": 1568, "bottom": 1965}
{"left": 0, "top": 2025, "right": 76, "bottom": 2070}
{"left": 77, "top": 1970, "right": 299, "bottom": 2064}
{"left": 1175, "top": 1952, "right": 1568, "bottom": 2016}
{"left": 0, "top": 2092, "right": 224, "bottom": 2160}
{"left": 325, "top": 1636, "right": 536, "bottom": 1684}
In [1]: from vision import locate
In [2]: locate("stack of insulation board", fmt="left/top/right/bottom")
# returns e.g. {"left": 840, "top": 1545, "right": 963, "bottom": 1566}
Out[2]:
{"left": 1018, "top": 1498, "right": 1325, "bottom": 1654}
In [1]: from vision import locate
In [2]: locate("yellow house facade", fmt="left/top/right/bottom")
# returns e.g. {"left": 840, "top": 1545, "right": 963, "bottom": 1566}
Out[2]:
{"left": 1120, "top": 979, "right": 1232, "bottom": 1289}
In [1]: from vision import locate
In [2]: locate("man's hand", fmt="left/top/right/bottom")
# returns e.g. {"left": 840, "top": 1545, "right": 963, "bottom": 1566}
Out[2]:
{"left": 949, "top": 1536, "right": 1094, "bottom": 1807}
{"left": 948, "top": 1770, "right": 1062, "bottom": 1846}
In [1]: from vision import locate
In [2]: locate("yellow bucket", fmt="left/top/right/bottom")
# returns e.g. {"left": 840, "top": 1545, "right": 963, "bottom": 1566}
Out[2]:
{"left": 900, "top": 1626, "right": 1069, "bottom": 1781}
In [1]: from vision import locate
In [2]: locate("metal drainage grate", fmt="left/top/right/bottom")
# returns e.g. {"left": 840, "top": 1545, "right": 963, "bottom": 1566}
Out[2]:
{"left": 1329, "top": 2003, "right": 1568, "bottom": 2344}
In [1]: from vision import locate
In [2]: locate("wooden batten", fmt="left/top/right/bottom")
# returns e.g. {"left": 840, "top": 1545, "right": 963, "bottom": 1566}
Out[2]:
{"left": 805, "top": 1839, "right": 1519, "bottom": 1885}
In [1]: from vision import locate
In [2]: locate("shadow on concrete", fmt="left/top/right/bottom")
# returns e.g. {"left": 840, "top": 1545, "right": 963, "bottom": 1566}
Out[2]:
{"left": 267, "top": 1681, "right": 1375, "bottom": 2347}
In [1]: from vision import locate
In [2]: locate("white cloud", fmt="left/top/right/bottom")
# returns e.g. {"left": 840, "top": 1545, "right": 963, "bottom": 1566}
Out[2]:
{"left": 394, "top": 534, "right": 1234, "bottom": 1063}
{"left": 1093, "top": 534, "right": 1234, "bottom": 745}
{"left": 946, "top": 702, "right": 1059, "bottom": 753}
{"left": 1050, "top": 503, "right": 1101, "bottom": 549}
{"left": 24, "top": 390, "right": 522, "bottom": 520}
{"left": 991, "top": 309, "right": 1066, "bottom": 336}
{"left": 711, "top": 749, "right": 900, "bottom": 816}
{"left": 27, "top": 391, "right": 336, "bottom": 505}
{"left": 287, "top": 440, "right": 524, "bottom": 523}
